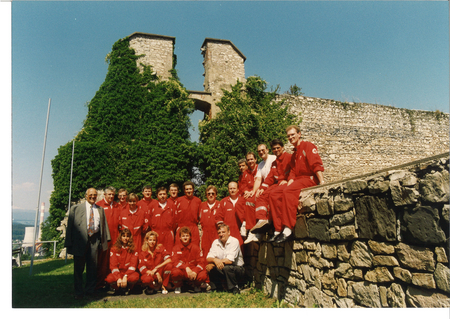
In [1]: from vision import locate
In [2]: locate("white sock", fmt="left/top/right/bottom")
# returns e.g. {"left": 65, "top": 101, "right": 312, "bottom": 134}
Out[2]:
{"left": 273, "top": 231, "right": 281, "bottom": 236}
{"left": 282, "top": 227, "right": 292, "bottom": 236}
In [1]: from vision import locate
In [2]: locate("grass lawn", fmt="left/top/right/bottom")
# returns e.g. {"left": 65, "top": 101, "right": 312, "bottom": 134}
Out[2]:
{"left": 12, "top": 259, "right": 282, "bottom": 308}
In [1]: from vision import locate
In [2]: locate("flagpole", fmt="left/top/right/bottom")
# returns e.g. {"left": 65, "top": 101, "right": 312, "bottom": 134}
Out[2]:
{"left": 65, "top": 140, "right": 75, "bottom": 263}
{"left": 29, "top": 98, "right": 51, "bottom": 276}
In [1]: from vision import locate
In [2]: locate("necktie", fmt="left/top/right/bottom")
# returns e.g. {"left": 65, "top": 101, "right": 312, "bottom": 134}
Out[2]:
{"left": 88, "top": 205, "right": 94, "bottom": 236}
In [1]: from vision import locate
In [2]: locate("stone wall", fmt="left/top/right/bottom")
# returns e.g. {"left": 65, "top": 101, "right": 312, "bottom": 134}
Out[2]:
{"left": 128, "top": 32, "right": 175, "bottom": 81}
{"left": 253, "top": 154, "right": 450, "bottom": 307}
{"left": 282, "top": 95, "right": 450, "bottom": 183}
{"left": 201, "top": 38, "right": 246, "bottom": 118}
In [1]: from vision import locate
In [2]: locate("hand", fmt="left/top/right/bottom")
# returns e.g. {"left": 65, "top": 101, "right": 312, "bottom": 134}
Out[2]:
{"left": 156, "top": 272, "right": 162, "bottom": 283}
{"left": 117, "top": 278, "right": 123, "bottom": 288}
{"left": 214, "top": 259, "right": 224, "bottom": 270}
{"left": 279, "top": 180, "right": 287, "bottom": 186}
{"left": 287, "top": 179, "right": 294, "bottom": 187}
{"left": 243, "top": 191, "right": 253, "bottom": 199}
{"left": 122, "top": 275, "right": 128, "bottom": 287}
{"left": 186, "top": 267, "right": 197, "bottom": 281}
{"left": 206, "top": 264, "right": 215, "bottom": 272}
{"left": 255, "top": 189, "right": 264, "bottom": 198}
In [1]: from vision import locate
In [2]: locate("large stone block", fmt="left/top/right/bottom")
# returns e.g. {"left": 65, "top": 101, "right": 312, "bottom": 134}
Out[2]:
{"left": 390, "top": 180, "right": 420, "bottom": 206}
{"left": 395, "top": 242, "right": 435, "bottom": 272}
{"left": 420, "top": 170, "right": 450, "bottom": 203}
{"left": 364, "top": 267, "right": 394, "bottom": 283}
{"left": 347, "top": 281, "right": 382, "bottom": 308}
{"left": 334, "top": 197, "right": 354, "bottom": 212}
{"left": 329, "top": 210, "right": 355, "bottom": 227}
{"left": 343, "top": 180, "right": 368, "bottom": 194}
{"left": 402, "top": 206, "right": 446, "bottom": 245}
{"left": 355, "top": 196, "right": 396, "bottom": 241}
{"left": 406, "top": 286, "right": 450, "bottom": 307}
{"left": 294, "top": 214, "right": 308, "bottom": 239}
{"left": 349, "top": 241, "right": 373, "bottom": 268}
{"left": 304, "top": 286, "right": 334, "bottom": 308}
{"left": 367, "top": 240, "right": 395, "bottom": 254}
{"left": 434, "top": 262, "right": 450, "bottom": 293}
{"left": 411, "top": 273, "right": 436, "bottom": 289}
{"left": 317, "top": 198, "right": 333, "bottom": 216}
{"left": 386, "top": 283, "right": 406, "bottom": 308}
{"left": 306, "top": 218, "right": 330, "bottom": 242}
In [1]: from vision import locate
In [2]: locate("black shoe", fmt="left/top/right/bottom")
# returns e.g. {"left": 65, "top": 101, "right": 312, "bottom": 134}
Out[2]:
{"left": 250, "top": 220, "right": 271, "bottom": 234}
{"left": 231, "top": 287, "right": 240, "bottom": 295}
{"left": 274, "top": 233, "right": 292, "bottom": 244}
{"left": 267, "top": 233, "right": 280, "bottom": 242}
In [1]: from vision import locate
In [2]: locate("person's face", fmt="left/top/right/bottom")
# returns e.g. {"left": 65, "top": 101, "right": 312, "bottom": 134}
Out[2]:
{"left": 257, "top": 145, "right": 269, "bottom": 160}
{"left": 157, "top": 190, "right": 167, "bottom": 203}
{"left": 169, "top": 187, "right": 179, "bottom": 198}
{"left": 246, "top": 154, "right": 256, "bottom": 169}
{"left": 147, "top": 235, "right": 157, "bottom": 249}
{"left": 180, "top": 232, "right": 191, "bottom": 246}
{"left": 143, "top": 188, "right": 152, "bottom": 199}
{"left": 128, "top": 199, "right": 137, "bottom": 210}
{"left": 238, "top": 162, "right": 248, "bottom": 173}
{"left": 287, "top": 128, "right": 301, "bottom": 145}
{"left": 104, "top": 190, "right": 115, "bottom": 204}
{"left": 206, "top": 189, "right": 217, "bottom": 204}
{"left": 217, "top": 226, "right": 230, "bottom": 244}
{"left": 121, "top": 233, "right": 131, "bottom": 245}
{"left": 118, "top": 191, "right": 127, "bottom": 203}
{"left": 271, "top": 144, "right": 284, "bottom": 157}
{"left": 228, "top": 183, "right": 239, "bottom": 197}
{"left": 85, "top": 189, "right": 97, "bottom": 205}
{"left": 184, "top": 185, "right": 194, "bottom": 198}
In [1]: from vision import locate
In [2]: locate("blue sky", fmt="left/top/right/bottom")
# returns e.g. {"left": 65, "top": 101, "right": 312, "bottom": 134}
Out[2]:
{"left": 6, "top": 1, "right": 449, "bottom": 212}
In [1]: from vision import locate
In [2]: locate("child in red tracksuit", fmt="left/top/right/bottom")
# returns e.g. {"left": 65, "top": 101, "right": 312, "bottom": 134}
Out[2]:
{"left": 105, "top": 228, "right": 140, "bottom": 295}
{"left": 139, "top": 231, "right": 172, "bottom": 295}
{"left": 170, "top": 227, "right": 208, "bottom": 293}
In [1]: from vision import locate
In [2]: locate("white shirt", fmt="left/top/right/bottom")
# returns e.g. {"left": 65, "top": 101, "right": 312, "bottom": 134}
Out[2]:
{"left": 255, "top": 154, "right": 276, "bottom": 180}
{"left": 207, "top": 235, "right": 244, "bottom": 266}
{"left": 85, "top": 202, "right": 100, "bottom": 234}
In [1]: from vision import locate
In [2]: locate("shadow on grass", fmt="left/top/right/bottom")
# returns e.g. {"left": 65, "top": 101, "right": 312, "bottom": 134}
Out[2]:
{"left": 12, "top": 259, "right": 107, "bottom": 308}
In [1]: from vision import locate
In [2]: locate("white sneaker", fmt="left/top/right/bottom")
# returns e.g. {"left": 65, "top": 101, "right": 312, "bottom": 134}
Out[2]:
{"left": 175, "top": 287, "right": 181, "bottom": 294}
{"left": 244, "top": 232, "right": 259, "bottom": 244}
{"left": 162, "top": 288, "right": 168, "bottom": 295}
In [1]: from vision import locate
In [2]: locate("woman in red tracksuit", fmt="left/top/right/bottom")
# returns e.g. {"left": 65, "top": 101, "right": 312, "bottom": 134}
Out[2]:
{"left": 199, "top": 185, "right": 219, "bottom": 257}
{"left": 118, "top": 193, "right": 147, "bottom": 252}
{"left": 170, "top": 227, "right": 208, "bottom": 293}
{"left": 105, "top": 228, "right": 140, "bottom": 295}
{"left": 139, "top": 230, "right": 172, "bottom": 295}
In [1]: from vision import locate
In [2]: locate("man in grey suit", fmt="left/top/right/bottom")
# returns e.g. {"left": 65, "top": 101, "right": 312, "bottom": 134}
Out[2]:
{"left": 65, "top": 188, "right": 111, "bottom": 299}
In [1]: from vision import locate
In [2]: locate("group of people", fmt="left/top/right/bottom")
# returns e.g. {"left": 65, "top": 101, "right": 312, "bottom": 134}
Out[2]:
{"left": 64, "top": 125, "right": 325, "bottom": 300}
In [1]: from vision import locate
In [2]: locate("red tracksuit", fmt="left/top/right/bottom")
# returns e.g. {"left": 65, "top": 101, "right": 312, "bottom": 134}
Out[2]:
{"left": 96, "top": 199, "right": 120, "bottom": 245}
{"left": 270, "top": 141, "right": 324, "bottom": 231}
{"left": 168, "top": 196, "right": 179, "bottom": 207}
{"left": 118, "top": 206, "right": 147, "bottom": 252}
{"left": 170, "top": 242, "right": 208, "bottom": 288}
{"left": 255, "top": 152, "right": 292, "bottom": 229}
{"left": 148, "top": 201, "right": 176, "bottom": 253}
{"left": 138, "top": 244, "right": 172, "bottom": 289}
{"left": 105, "top": 246, "right": 140, "bottom": 290}
{"left": 215, "top": 196, "right": 245, "bottom": 247}
{"left": 199, "top": 200, "right": 219, "bottom": 256}
{"left": 238, "top": 170, "right": 254, "bottom": 196}
{"left": 175, "top": 196, "right": 202, "bottom": 246}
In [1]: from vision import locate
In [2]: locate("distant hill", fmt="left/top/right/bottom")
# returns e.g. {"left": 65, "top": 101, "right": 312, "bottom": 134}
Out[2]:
{"left": 12, "top": 209, "right": 49, "bottom": 241}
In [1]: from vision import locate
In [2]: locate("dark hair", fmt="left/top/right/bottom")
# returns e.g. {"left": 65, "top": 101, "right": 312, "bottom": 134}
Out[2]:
{"left": 270, "top": 138, "right": 284, "bottom": 148}
{"left": 245, "top": 152, "right": 256, "bottom": 160}
{"left": 142, "top": 185, "right": 153, "bottom": 192}
{"left": 114, "top": 228, "right": 135, "bottom": 253}
{"left": 179, "top": 226, "right": 191, "bottom": 237}
{"left": 183, "top": 181, "right": 195, "bottom": 191}
{"left": 157, "top": 187, "right": 167, "bottom": 194}
{"left": 169, "top": 183, "right": 179, "bottom": 190}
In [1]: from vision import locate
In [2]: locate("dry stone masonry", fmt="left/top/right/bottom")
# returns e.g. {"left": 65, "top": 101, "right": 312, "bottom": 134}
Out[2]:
{"left": 253, "top": 154, "right": 450, "bottom": 308}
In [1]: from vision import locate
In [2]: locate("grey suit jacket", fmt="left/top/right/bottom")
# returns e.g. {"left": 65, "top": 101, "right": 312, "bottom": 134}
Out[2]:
{"left": 64, "top": 202, "right": 111, "bottom": 256}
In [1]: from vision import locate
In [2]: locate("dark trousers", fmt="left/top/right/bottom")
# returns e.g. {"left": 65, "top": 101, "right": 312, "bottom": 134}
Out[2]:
{"left": 209, "top": 265, "right": 245, "bottom": 291}
{"left": 73, "top": 233, "right": 100, "bottom": 296}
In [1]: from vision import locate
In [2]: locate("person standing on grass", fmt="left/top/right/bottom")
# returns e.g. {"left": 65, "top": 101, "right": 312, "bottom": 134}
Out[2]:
{"left": 139, "top": 231, "right": 172, "bottom": 295}
{"left": 168, "top": 183, "right": 180, "bottom": 206}
{"left": 199, "top": 185, "right": 220, "bottom": 257}
{"left": 105, "top": 228, "right": 140, "bottom": 295}
{"left": 64, "top": 188, "right": 111, "bottom": 299}
{"left": 117, "top": 188, "right": 128, "bottom": 210}
{"left": 175, "top": 181, "right": 202, "bottom": 246}
{"left": 118, "top": 193, "right": 147, "bottom": 252}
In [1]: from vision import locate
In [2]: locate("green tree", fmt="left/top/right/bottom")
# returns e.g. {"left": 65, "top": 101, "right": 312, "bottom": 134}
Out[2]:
{"left": 41, "top": 37, "right": 195, "bottom": 256}
{"left": 197, "top": 76, "right": 300, "bottom": 199}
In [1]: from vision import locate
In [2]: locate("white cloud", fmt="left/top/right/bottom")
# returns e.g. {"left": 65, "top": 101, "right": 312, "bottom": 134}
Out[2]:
{"left": 13, "top": 182, "right": 35, "bottom": 191}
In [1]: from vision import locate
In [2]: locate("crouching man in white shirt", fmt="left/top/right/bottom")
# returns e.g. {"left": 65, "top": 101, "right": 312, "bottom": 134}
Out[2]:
{"left": 206, "top": 223, "right": 245, "bottom": 294}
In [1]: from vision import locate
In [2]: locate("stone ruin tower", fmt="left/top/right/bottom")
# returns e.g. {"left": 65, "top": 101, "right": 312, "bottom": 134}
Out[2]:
{"left": 128, "top": 32, "right": 176, "bottom": 82}
{"left": 127, "top": 32, "right": 246, "bottom": 119}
